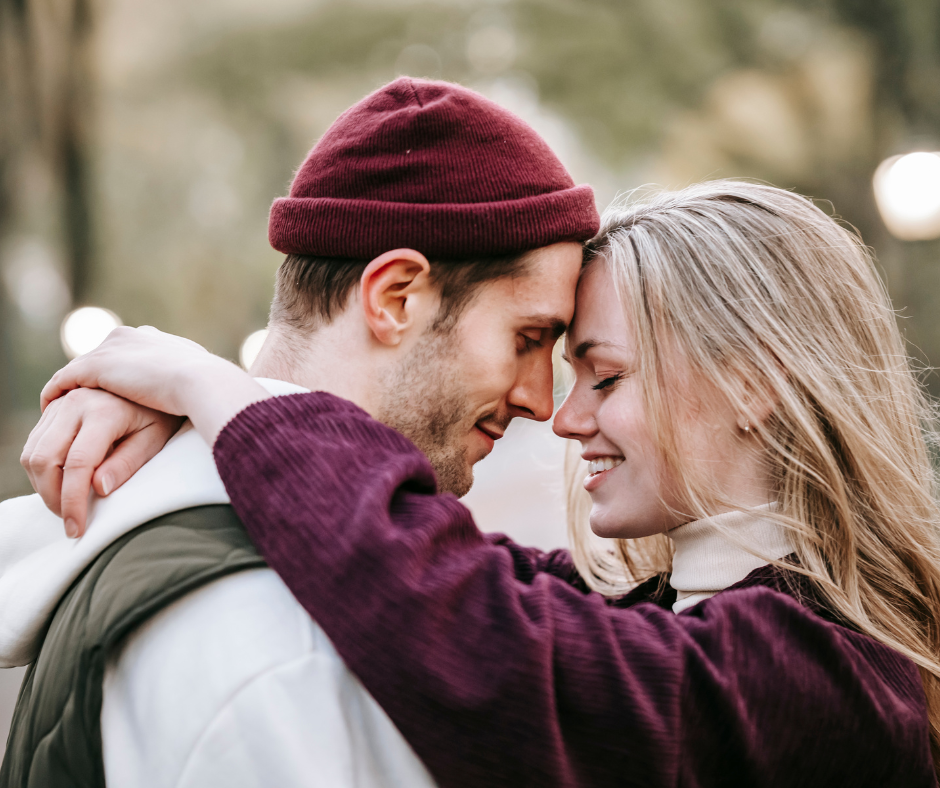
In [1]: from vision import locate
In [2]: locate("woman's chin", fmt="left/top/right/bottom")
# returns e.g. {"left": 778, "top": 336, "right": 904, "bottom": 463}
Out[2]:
{"left": 589, "top": 507, "right": 670, "bottom": 540}
{"left": 588, "top": 510, "right": 636, "bottom": 540}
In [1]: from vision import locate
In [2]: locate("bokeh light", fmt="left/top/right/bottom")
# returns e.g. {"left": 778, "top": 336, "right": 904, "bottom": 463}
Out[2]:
{"left": 1, "top": 238, "right": 71, "bottom": 329}
{"left": 60, "top": 307, "right": 122, "bottom": 359}
{"left": 873, "top": 152, "right": 940, "bottom": 241}
{"left": 394, "top": 44, "right": 442, "bottom": 79}
{"left": 239, "top": 329, "right": 268, "bottom": 370}
{"left": 466, "top": 24, "right": 516, "bottom": 74}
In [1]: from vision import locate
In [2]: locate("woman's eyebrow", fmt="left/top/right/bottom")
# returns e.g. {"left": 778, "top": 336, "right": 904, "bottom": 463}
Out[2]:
{"left": 560, "top": 338, "right": 618, "bottom": 364}
{"left": 573, "top": 339, "right": 618, "bottom": 359}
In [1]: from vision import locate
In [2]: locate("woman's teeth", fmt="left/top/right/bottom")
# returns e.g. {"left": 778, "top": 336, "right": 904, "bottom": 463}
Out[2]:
{"left": 588, "top": 457, "right": 623, "bottom": 476}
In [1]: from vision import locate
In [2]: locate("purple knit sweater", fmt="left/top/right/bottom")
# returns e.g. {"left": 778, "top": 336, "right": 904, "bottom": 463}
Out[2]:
{"left": 213, "top": 392, "right": 937, "bottom": 788}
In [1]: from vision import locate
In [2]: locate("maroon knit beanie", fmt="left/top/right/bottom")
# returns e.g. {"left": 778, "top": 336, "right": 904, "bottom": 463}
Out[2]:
{"left": 268, "top": 77, "right": 599, "bottom": 260}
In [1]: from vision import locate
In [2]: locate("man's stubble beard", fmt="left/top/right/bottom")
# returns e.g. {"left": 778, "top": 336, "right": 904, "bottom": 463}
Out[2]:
{"left": 375, "top": 328, "right": 477, "bottom": 497}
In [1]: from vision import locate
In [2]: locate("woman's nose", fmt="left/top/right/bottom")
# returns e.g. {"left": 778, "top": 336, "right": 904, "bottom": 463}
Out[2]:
{"left": 553, "top": 388, "right": 596, "bottom": 441}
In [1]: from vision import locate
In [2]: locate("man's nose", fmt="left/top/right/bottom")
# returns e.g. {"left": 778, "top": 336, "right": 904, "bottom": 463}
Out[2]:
{"left": 507, "top": 357, "right": 556, "bottom": 422}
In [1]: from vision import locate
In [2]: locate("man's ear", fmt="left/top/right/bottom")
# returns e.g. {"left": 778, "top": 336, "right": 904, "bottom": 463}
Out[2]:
{"left": 360, "top": 249, "right": 435, "bottom": 346}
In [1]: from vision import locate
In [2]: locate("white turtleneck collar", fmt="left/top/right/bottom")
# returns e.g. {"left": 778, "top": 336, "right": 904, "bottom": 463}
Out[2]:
{"left": 667, "top": 505, "right": 795, "bottom": 614}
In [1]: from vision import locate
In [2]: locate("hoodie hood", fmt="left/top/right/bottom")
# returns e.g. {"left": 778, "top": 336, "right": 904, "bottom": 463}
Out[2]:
{"left": 0, "top": 378, "right": 307, "bottom": 667}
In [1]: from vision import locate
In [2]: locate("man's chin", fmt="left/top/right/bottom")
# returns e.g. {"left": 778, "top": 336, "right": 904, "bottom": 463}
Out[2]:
{"left": 442, "top": 470, "right": 474, "bottom": 498}
{"left": 432, "top": 458, "right": 474, "bottom": 498}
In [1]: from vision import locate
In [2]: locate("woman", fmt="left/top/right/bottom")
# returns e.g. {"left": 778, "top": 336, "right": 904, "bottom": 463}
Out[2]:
{"left": 31, "top": 181, "right": 940, "bottom": 786}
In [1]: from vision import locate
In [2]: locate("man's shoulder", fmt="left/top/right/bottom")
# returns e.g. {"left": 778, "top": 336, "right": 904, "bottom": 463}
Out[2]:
{"left": 108, "top": 566, "right": 321, "bottom": 691}
{"left": 102, "top": 565, "right": 439, "bottom": 788}
{"left": 102, "top": 567, "right": 328, "bottom": 786}
{"left": 0, "top": 493, "right": 65, "bottom": 577}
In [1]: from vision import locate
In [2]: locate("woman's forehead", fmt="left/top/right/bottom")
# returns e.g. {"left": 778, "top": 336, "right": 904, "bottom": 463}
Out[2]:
{"left": 571, "top": 266, "right": 628, "bottom": 336}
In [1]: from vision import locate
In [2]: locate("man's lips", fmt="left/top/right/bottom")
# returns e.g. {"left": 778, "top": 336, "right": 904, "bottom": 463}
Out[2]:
{"left": 473, "top": 423, "right": 504, "bottom": 452}
{"left": 475, "top": 423, "right": 504, "bottom": 441}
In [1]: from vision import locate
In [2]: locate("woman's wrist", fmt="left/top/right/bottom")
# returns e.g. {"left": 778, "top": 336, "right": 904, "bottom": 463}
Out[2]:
{"left": 175, "top": 357, "right": 272, "bottom": 447}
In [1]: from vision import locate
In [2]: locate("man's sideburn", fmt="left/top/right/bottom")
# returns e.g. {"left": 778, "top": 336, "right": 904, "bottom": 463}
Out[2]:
{"left": 376, "top": 325, "right": 477, "bottom": 496}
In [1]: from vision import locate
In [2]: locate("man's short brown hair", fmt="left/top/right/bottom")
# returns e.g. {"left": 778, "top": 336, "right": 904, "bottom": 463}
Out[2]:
{"left": 269, "top": 252, "right": 529, "bottom": 334}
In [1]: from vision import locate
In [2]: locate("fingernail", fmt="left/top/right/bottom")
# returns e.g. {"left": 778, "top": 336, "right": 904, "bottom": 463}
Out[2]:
{"left": 64, "top": 518, "right": 78, "bottom": 539}
{"left": 100, "top": 476, "right": 112, "bottom": 497}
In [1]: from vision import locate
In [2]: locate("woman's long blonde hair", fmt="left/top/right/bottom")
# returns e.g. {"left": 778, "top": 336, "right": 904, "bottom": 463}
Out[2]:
{"left": 567, "top": 180, "right": 940, "bottom": 773}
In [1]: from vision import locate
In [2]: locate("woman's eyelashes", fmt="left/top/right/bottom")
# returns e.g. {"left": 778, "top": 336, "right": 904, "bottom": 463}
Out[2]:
{"left": 592, "top": 373, "right": 623, "bottom": 391}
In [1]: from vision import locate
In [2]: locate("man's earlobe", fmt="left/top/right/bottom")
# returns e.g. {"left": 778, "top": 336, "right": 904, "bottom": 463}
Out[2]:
{"left": 360, "top": 249, "right": 433, "bottom": 346}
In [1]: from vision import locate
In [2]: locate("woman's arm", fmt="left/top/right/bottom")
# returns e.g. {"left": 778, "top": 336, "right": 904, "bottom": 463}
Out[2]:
{"left": 483, "top": 532, "right": 589, "bottom": 589}
{"left": 32, "top": 326, "right": 581, "bottom": 589}
{"left": 34, "top": 328, "right": 923, "bottom": 787}
{"left": 213, "top": 391, "right": 684, "bottom": 788}
{"left": 40, "top": 326, "right": 270, "bottom": 448}
{"left": 213, "top": 394, "right": 932, "bottom": 788}
{"left": 33, "top": 327, "right": 270, "bottom": 535}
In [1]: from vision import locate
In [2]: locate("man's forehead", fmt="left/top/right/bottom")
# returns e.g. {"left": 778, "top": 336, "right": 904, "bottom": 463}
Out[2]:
{"left": 499, "top": 241, "right": 582, "bottom": 316}
{"left": 521, "top": 241, "right": 585, "bottom": 273}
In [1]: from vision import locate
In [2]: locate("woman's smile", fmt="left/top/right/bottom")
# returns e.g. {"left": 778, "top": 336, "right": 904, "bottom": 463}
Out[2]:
{"left": 584, "top": 456, "right": 624, "bottom": 491}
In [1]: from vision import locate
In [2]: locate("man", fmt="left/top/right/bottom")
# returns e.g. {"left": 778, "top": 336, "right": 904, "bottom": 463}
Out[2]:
{"left": 0, "top": 77, "right": 595, "bottom": 787}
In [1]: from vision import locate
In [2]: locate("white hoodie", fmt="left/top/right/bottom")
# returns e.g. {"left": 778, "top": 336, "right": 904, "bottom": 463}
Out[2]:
{"left": 0, "top": 379, "right": 436, "bottom": 788}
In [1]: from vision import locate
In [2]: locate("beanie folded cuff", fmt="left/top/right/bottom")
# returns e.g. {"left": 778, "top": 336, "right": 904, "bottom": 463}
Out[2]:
{"left": 268, "top": 184, "right": 598, "bottom": 260}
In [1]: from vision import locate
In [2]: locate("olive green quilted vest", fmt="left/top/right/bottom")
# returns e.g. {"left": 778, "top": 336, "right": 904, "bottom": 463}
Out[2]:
{"left": 0, "top": 504, "right": 265, "bottom": 788}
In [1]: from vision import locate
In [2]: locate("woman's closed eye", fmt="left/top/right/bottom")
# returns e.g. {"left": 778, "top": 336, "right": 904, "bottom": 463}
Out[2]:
{"left": 592, "top": 373, "right": 623, "bottom": 391}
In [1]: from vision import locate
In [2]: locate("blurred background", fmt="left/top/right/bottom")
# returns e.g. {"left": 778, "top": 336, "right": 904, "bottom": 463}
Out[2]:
{"left": 2, "top": 0, "right": 940, "bottom": 749}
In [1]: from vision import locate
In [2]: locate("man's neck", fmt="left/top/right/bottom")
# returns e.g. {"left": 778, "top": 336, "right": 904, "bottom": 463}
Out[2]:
{"left": 249, "top": 322, "right": 379, "bottom": 417}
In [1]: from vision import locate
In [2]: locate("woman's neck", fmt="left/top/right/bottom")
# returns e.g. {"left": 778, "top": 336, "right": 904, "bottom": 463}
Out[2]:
{"left": 667, "top": 506, "right": 794, "bottom": 614}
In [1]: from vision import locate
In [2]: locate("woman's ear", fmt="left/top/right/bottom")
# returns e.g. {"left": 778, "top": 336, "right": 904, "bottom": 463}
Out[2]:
{"left": 734, "top": 374, "right": 779, "bottom": 435}
{"left": 360, "top": 249, "right": 434, "bottom": 346}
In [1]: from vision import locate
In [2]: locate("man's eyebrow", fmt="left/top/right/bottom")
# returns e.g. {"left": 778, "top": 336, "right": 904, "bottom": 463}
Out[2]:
{"left": 521, "top": 314, "right": 568, "bottom": 340}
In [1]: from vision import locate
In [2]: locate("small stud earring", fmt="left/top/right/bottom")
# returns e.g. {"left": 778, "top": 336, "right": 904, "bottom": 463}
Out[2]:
{"left": 743, "top": 419, "right": 750, "bottom": 434}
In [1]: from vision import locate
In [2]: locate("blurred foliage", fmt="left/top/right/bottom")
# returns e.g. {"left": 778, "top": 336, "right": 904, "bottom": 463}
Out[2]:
{"left": 136, "top": 0, "right": 940, "bottom": 373}
{"left": 0, "top": 0, "right": 95, "bottom": 497}
{"left": 2, "top": 0, "right": 940, "bottom": 499}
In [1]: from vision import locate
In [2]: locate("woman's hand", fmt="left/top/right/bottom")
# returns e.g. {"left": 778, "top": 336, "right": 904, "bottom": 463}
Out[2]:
{"left": 38, "top": 326, "right": 272, "bottom": 523}
{"left": 21, "top": 389, "right": 184, "bottom": 537}
{"left": 42, "top": 326, "right": 227, "bottom": 416}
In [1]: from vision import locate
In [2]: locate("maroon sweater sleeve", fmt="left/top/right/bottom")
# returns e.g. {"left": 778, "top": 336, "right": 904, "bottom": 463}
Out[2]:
{"left": 213, "top": 392, "right": 935, "bottom": 788}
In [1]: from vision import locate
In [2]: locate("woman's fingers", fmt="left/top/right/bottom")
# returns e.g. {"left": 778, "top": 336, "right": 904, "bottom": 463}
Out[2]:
{"left": 21, "top": 398, "right": 81, "bottom": 518}
{"left": 21, "top": 387, "right": 184, "bottom": 537}
{"left": 34, "top": 324, "right": 262, "bottom": 451}
{"left": 39, "top": 326, "right": 215, "bottom": 415}
{"left": 59, "top": 414, "right": 130, "bottom": 537}
{"left": 23, "top": 326, "right": 244, "bottom": 536}
{"left": 40, "top": 356, "right": 96, "bottom": 411}
{"left": 90, "top": 414, "right": 184, "bottom": 501}
{"left": 40, "top": 326, "right": 146, "bottom": 411}
{"left": 20, "top": 396, "right": 62, "bottom": 479}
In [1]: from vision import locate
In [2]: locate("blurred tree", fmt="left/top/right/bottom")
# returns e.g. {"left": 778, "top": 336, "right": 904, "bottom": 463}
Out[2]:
{"left": 0, "top": 0, "right": 96, "bottom": 297}
{"left": 0, "top": 0, "right": 96, "bottom": 497}
{"left": 87, "top": 0, "right": 939, "bottom": 383}
{"left": 0, "top": 0, "right": 31, "bottom": 420}
{"left": 5, "top": 0, "right": 940, "bottom": 457}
